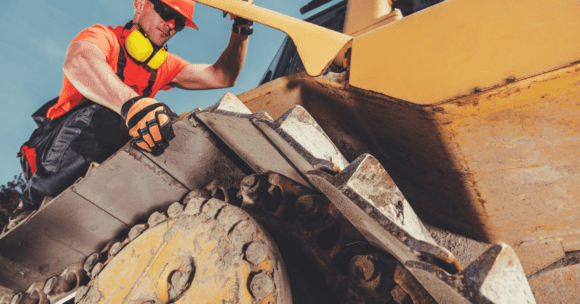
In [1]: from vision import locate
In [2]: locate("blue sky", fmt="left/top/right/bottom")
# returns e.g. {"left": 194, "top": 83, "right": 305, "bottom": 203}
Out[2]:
{"left": 0, "top": 0, "right": 342, "bottom": 185}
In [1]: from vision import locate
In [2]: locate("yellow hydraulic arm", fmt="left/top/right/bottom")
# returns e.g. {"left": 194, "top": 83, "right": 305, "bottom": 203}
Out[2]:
{"left": 196, "top": 0, "right": 353, "bottom": 76}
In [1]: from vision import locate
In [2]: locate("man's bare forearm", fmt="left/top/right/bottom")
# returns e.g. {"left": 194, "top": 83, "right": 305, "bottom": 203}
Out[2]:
{"left": 213, "top": 32, "right": 249, "bottom": 87}
{"left": 63, "top": 41, "right": 139, "bottom": 114}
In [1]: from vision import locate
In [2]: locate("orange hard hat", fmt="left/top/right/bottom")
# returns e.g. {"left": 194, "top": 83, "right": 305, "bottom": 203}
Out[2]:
{"left": 159, "top": 0, "right": 198, "bottom": 30}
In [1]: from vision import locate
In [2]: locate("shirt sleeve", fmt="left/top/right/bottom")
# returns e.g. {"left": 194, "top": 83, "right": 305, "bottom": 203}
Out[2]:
{"left": 158, "top": 53, "right": 190, "bottom": 91}
{"left": 72, "top": 25, "right": 119, "bottom": 69}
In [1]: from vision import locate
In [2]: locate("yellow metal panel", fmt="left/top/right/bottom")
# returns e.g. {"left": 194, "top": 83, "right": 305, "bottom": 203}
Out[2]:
{"left": 349, "top": 0, "right": 580, "bottom": 104}
{"left": 343, "top": 0, "right": 392, "bottom": 35}
{"left": 197, "top": 0, "right": 352, "bottom": 76}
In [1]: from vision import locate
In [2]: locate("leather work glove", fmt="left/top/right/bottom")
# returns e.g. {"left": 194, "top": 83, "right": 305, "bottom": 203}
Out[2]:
{"left": 121, "top": 96, "right": 176, "bottom": 156}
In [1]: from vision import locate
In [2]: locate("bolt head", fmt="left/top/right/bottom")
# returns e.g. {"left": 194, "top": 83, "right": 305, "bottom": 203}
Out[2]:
{"left": 250, "top": 272, "right": 274, "bottom": 298}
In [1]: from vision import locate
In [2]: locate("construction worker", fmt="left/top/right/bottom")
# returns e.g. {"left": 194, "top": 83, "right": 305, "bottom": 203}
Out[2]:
{"left": 6, "top": 0, "right": 253, "bottom": 231}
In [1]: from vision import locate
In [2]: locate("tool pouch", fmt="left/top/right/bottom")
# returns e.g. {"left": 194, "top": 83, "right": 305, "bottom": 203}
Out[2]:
{"left": 18, "top": 97, "right": 59, "bottom": 180}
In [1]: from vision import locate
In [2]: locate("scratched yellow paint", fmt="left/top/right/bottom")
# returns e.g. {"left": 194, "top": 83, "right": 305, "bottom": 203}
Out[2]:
{"left": 96, "top": 221, "right": 171, "bottom": 304}
{"left": 92, "top": 214, "right": 256, "bottom": 303}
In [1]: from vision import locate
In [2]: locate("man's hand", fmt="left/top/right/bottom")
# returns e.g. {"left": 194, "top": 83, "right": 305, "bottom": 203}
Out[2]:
{"left": 121, "top": 97, "right": 176, "bottom": 155}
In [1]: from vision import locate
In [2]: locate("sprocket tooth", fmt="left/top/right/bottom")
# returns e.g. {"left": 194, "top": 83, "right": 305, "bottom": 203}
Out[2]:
{"left": 183, "top": 196, "right": 207, "bottom": 216}
{"left": 167, "top": 202, "right": 184, "bottom": 218}
{"left": 128, "top": 224, "right": 148, "bottom": 241}
{"left": 147, "top": 211, "right": 167, "bottom": 227}
{"left": 108, "top": 241, "right": 124, "bottom": 257}
{"left": 73, "top": 286, "right": 88, "bottom": 304}
{"left": 91, "top": 263, "right": 104, "bottom": 278}
{"left": 43, "top": 263, "right": 87, "bottom": 302}
{"left": 200, "top": 198, "right": 227, "bottom": 219}
{"left": 83, "top": 253, "right": 100, "bottom": 273}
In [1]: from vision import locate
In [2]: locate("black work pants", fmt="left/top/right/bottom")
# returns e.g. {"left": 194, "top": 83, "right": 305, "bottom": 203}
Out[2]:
{"left": 21, "top": 102, "right": 130, "bottom": 209}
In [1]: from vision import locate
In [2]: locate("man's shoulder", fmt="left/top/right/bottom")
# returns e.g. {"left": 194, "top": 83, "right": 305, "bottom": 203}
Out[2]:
{"left": 72, "top": 24, "right": 121, "bottom": 60}
{"left": 77, "top": 24, "right": 116, "bottom": 37}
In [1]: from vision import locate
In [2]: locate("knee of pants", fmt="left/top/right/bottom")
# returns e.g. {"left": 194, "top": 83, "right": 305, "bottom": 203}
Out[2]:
{"left": 21, "top": 149, "right": 90, "bottom": 209}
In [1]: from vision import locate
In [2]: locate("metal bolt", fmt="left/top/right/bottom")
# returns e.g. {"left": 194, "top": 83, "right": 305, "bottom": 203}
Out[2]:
{"left": 245, "top": 242, "right": 267, "bottom": 265}
{"left": 250, "top": 272, "right": 274, "bottom": 298}
{"left": 296, "top": 195, "right": 320, "bottom": 218}
{"left": 350, "top": 255, "right": 381, "bottom": 290}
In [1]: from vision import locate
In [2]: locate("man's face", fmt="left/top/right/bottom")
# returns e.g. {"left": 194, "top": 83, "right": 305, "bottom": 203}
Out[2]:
{"left": 135, "top": 0, "right": 186, "bottom": 47}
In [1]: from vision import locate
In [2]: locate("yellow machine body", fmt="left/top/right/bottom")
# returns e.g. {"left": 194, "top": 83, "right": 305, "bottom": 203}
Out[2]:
{"left": 237, "top": 0, "right": 580, "bottom": 297}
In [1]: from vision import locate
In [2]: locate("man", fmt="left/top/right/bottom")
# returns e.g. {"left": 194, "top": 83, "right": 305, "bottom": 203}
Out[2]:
{"left": 7, "top": 0, "right": 253, "bottom": 230}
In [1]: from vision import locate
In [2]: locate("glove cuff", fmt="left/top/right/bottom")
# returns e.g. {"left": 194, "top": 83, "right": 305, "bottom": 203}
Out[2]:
{"left": 121, "top": 96, "right": 146, "bottom": 121}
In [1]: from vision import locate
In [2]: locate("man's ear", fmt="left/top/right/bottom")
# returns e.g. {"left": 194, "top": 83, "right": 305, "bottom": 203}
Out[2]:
{"left": 134, "top": 0, "right": 146, "bottom": 17}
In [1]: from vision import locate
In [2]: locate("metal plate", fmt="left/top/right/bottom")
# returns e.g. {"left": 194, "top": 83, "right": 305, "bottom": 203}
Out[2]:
{"left": 137, "top": 118, "right": 248, "bottom": 191}
{"left": 25, "top": 189, "right": 129, "bottom": 256}
{"left": 73, "top": 148, "right": 189, "bottom": 225}
{"left": 197, "top": 111, "right": 309, "bottom": 187}
{"left": 0, "top": 218, "right": 85, "bottom": 290}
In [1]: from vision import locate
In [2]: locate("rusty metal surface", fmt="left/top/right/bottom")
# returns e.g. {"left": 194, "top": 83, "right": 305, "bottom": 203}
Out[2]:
{"left": 405, "top": 243, "right": 535, "bottom": 303}
{"left": 306, "top": 154, "right": 472, "bottom": 303}
{"left": 307, "top": 154, "right": 460, "bottom": 272}
{"left": 529, "top": 264, "right": 580, "bottom": 304}
{"left": 239, "top": 63, "right": 580, "bottom": 278}
{"left": 528, "top": 251, "right": 580, "bottom": 303}
{"left": 304, "top": 152, "right": 535, "bottom": 302}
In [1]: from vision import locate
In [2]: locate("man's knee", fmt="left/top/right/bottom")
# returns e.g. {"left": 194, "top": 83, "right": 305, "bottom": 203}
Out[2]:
{"left": 21, "top": 148, "right": 90, "bottom": 209}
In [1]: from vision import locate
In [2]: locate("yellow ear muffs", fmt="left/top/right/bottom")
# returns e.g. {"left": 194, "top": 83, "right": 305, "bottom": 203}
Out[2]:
{"left": 147, "top": 47, "right": 168, "bottom": 70}
{"left": 125, "top": 30, "right": 167, "bottom": 69}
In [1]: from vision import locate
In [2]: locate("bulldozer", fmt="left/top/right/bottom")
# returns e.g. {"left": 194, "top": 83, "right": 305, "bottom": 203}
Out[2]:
{"left": 1, "top": 0, "right": 579, "bottom": 303}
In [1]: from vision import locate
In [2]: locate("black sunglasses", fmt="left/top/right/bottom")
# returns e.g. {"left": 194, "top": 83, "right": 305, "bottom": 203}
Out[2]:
{"left": 149, "top": 0, "right": 186, "bottom": 32}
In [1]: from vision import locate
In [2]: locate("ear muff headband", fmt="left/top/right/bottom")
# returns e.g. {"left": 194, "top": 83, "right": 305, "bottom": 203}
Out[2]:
{"left": 125, "top": 30, "right": 168, "bottom": 69}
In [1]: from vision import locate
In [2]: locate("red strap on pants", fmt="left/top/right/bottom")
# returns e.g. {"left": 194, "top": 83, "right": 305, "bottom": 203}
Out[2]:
{"left": 21, "top": 145, "right": 38, "bottom": 175}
